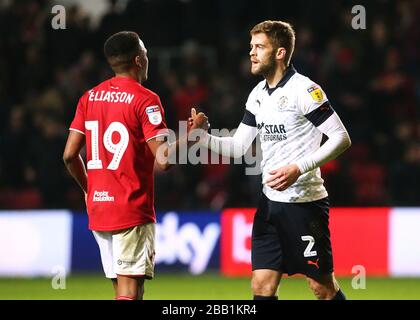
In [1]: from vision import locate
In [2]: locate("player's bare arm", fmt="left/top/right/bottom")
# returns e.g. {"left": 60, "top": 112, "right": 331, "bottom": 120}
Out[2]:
{"left": 148, "top": 110, "right": 209, "bottom": 170}
{"left": 63, "top": 130, "right": 87, "bottom": 194}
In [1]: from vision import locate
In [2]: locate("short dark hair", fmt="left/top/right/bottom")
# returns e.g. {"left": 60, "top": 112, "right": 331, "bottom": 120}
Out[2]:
{"left": 104, "top": 31, "right": 141, "bottom": 72}
{"left": 250, "top": 20, "right": 296, "bottom": 66}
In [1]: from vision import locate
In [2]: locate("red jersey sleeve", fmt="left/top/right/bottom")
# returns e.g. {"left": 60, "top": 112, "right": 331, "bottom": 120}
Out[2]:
{"left": 139, "top": 93, "right": 169, "bottom": 141}
{"left": 70, "top": 94, "right": 87, "bottom": 134}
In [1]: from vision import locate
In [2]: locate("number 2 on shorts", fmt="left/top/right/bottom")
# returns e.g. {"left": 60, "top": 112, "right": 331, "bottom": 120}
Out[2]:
{"left": 301, "top": 235, "right": 317, "bottom": 257}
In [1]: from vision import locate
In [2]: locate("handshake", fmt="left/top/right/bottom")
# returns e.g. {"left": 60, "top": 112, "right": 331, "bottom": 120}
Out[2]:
{"left": 188, "top": 107, "right": 210, "bottom": 131}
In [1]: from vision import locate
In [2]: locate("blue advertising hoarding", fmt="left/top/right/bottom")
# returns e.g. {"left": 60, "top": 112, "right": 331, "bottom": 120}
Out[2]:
{"left": 71, "top": 210, "right": 221, "bottom": 274}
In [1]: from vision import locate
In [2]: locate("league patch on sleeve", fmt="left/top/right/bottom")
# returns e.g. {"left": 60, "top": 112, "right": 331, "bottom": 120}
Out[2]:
{"left": 307, "top": 84, "right": 324, "bottom": 103}
{"left": 145, "top": 105, "right": 162, "bottom": 125}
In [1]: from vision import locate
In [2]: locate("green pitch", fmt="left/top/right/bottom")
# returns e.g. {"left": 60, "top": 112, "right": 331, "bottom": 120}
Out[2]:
{"left": 1, "top": 273, "right": 420, "bottom": 300}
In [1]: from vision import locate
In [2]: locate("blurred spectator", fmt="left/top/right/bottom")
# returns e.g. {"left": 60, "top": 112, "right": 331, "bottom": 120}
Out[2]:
{"left": 0, "top": 106, "right": 29, "bottom": 188}
{"left": 171, "top": 72, "right": 209, "bottom": 122}
{"left": 390, "top": 143, "right": 420, "bottom": 206}
{"left": 26, "top": 111, "right": 71, "bottom": 208}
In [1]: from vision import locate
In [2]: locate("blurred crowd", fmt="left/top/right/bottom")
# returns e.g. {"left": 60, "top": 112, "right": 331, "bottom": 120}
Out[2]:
{"left": 0, "top": 0, "right": 419, "bottom": 211}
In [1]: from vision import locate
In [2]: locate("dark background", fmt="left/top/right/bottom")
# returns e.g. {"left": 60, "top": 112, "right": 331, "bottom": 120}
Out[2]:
{"left": 0, "top": 0, "right": 418, "bottom": 211}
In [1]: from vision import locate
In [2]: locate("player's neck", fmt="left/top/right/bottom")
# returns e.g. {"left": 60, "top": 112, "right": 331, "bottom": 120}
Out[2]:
{"left": 115, "top": 71, "right": 139, "bottom": 83}
{"left": 265, "top": 64, "right": 287, "bottom": 88}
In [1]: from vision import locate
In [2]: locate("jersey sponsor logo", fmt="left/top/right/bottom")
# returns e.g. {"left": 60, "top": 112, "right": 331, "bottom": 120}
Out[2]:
{"left": 307, "top": 84, "right": 324, "bottom": 103}
{"left": 257, "top": 122, "right": 287, "bottom": 142}
{"left": 145, "top": 105, "right": 162, "bottom": 125}
{"left": 88, "top": 90, "right": 135, "bottom": 104}
{"left": 92, "top": 190, "right": 115, "bottom": 202}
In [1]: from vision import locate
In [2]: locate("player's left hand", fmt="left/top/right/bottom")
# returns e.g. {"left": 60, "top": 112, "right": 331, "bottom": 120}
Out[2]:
{"left": 265, "top": 164, "right": 301, "bottom": 191}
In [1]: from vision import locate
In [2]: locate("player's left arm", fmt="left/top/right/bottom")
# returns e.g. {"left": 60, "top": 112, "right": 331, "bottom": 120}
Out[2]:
{"left": 266, "top": 85, "right": 351, "bottom": 191}
{"left": 266, "top": 112, "right": 351, "bottom": 191}
{"left": 63, "top": 130, "right": 87, "bottom": 195}
{"left": 295, "top": 111, "right": 351, "bottom": 174}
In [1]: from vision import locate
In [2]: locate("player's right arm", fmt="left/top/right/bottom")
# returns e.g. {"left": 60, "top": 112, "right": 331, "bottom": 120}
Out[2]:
{"left": 147, "top": 137, "right": 178, "bottom": 171}
{"left": 190, "top": 86, "right": 259, "bottom": 158}
{"left": 147, "top": 110, "right": 209, "bottom": 170}
{"left": 64, "top": 95, "right": 88, "bottom": 195}
{"left": 63, "top": 130, "right": 87, "bottom": 195}
{"left": 203, "top": 122, "right": 258, "bottom": 158}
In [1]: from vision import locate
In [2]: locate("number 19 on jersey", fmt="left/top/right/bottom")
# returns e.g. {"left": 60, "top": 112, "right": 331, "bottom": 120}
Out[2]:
{"left": 85, "top": 120, "right": 129, "bottom": 170}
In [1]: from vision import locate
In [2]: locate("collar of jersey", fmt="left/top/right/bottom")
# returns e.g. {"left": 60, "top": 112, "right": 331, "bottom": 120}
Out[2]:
{"left": 264, "top": 64, "right": 296, "bottom": 95}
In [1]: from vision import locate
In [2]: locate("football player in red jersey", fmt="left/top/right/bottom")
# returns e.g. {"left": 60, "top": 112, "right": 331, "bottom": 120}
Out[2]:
{"left": 63, "top": 31, "right": 207, "bottom": 300}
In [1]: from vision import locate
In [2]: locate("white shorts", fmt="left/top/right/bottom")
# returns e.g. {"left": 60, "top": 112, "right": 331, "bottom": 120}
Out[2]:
{"left": 92, "top": 223, "right": 155, "bottom": 279}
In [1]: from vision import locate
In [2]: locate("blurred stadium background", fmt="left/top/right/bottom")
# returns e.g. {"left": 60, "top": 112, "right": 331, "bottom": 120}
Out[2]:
{"left": 0, "top": 0, "right": 419, "bottom": 300}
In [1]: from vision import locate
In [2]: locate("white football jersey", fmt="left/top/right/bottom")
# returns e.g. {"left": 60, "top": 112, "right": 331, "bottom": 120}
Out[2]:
{"left": 242, "top": 65, "right": 334, "bottom": 203}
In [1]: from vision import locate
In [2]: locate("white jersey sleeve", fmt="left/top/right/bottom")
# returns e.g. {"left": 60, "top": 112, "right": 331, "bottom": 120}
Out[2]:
{"left": 296, "top": 81, "right": 329, "bottom": 115}
{"left": 295, "top": 112, "right": 351, "bottom": 173}
{"left": 205, "top": 122, "right": 257, "bottom": 158}
{"left": 294, "top": 81, "right": 351, "bottom": 173}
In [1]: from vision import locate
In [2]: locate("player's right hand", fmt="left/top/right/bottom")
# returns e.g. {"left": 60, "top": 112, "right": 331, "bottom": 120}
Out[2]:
{"left": 190, "top": 107, "right": 210, "bottom": 131}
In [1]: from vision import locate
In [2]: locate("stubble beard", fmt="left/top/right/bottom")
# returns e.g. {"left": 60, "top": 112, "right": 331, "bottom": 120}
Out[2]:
{"left": 251, "top": 54, "right": 277, "bottom": 79}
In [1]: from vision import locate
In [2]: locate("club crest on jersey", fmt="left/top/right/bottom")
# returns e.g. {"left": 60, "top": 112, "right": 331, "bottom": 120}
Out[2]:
{"left": 146, "top": 105, "right": 162, "bottom": 125}
{"left": 277, "top": 96, "right": 288, "bottom": 110}
{"left": 307, "top": 85, "right": 324, "bottom": 103}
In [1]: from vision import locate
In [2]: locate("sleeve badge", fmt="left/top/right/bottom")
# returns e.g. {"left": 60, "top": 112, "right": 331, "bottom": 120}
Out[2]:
{"left": 146, "top": 105, "right": 162, "bottom": 125}
{"left": 307, "top": 85, "right": 324, "bottom": 103}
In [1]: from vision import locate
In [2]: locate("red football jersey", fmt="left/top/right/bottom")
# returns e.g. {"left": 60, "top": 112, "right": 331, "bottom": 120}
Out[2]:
{"left": 70, "top": 76, "right": 169, "bottom": 231}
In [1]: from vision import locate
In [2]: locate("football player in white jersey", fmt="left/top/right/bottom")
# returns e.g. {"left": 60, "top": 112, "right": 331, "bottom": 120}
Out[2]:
{"left": 190, "top": 20, "right": 351, "bottom": 300}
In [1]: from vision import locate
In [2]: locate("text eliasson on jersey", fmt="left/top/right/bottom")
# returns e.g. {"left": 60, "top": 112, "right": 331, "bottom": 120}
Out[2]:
{"left": 88, "top": 89, "right": 135, "bottom": 104}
